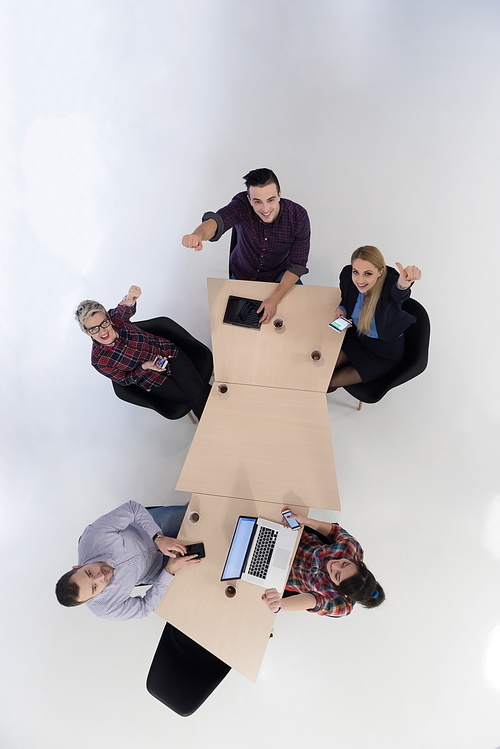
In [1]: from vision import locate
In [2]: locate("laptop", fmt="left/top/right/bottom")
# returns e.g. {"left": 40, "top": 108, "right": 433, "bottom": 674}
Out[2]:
{"left": 221, "top": 516, "right": 299, "bottom": 589}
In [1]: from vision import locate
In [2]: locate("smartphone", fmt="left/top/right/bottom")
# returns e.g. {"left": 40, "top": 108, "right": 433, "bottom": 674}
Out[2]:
{"left": 154, "top": 355, "right": 169, "bottom": 369}
{"left": 328, "top": 316, "right": 352, "bottom": 332}
{"left": 184, "top": 542, "right": 206, "bottom": 559}
{"left": 282, "top": 510, "right": 301, "bottom": 531}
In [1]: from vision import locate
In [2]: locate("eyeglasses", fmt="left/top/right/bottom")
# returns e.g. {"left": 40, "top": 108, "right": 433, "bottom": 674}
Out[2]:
{"left": 84, "top": 317, "right": 112, "bottom": 335}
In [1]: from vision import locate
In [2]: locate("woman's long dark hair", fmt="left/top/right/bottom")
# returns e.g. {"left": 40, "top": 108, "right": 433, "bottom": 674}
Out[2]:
{"left": 337, "top": 560, "right": 385, "bottom": 609}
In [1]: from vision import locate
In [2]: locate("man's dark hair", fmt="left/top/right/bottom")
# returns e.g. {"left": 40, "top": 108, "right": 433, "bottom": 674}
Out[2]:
{"left": 337, "top": 561, "right": 385, "bottom": 609}
{"left": 55, "top": 569, "right": 84, "bottom": 607}
{"left": 243, "top": 168, "right": 281, "bottom": 194}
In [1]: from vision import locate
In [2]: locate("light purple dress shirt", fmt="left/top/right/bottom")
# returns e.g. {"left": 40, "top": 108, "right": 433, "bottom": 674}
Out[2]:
{"left": 78, "top": 501, "right": 174, "bottom": 621}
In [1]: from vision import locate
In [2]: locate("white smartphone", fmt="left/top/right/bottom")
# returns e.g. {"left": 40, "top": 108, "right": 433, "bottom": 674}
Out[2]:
{"left": 282, "top": 510, "right": 301, "bottom": 531}
{"left": 153, "top": 355, "right": 169, "bottom": 369}
{"left": 328, "top": 316, "right": 352, "bottom": 332}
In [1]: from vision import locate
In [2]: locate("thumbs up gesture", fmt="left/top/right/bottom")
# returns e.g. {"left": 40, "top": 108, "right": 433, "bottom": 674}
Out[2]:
{"left": 395, "top": 262, "right": 421, "bottom": 289}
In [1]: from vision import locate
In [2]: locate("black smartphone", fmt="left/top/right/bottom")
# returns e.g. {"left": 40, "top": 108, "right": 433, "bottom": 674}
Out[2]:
{"left": 282, "top": 510, "right": 301, "bottom": 531}
{"left": 184, "top": 542, "right": 206, "bottom": 559}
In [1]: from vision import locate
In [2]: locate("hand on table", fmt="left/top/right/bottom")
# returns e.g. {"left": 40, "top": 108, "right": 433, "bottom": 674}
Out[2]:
{"left": 154, "top": 535, "right": 186, "bottom": 558}
{"left": 120, "top": 285, "right": 142, "bottom": 305}
{"left": 395, "top": 263, "right": 421, "bottom": 289}
{"left": 261, "top": 588, "right": 282, "bottom": 613}
{"left": 165, "top": 553, "right": 201, "bottom": 575}
{"left": 257, "top": 296, "right": 278, "bottom": 324}
{"left": 182, "top": 234, "right": 204, "bottom": 251}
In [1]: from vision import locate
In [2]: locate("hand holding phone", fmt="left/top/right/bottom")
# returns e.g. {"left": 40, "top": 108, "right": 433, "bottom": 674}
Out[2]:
{"left": 281, "top": 510, "right": 301, "bottom": 530}
{"left": 329, "top": 316, "right": 352, "bottom": 332}
{"left": 153, "top": 355, "right": 169, "bottom": 369}
{"left": 184, "top": 542, "right": 206, "bottom": 559}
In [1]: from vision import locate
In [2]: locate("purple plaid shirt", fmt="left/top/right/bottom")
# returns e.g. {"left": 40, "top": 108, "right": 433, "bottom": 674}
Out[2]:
{"left": 91, "top": 302, "right": 178, "bottom": 390}
{"left": 202, "top": 192, "right": 310, "bottom": 281}
{"left": 285, "top": 524, "right": 364, "bottom": 617}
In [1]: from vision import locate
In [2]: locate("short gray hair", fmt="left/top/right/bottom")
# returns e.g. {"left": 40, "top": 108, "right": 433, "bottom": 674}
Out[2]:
{"left": 75, "top": 300, "right": 107, "bottom": 332}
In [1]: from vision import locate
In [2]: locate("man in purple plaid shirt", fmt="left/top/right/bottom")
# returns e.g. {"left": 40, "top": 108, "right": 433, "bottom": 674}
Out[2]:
{"left": 182, "top": 168, "right": 310, "bottom": 323}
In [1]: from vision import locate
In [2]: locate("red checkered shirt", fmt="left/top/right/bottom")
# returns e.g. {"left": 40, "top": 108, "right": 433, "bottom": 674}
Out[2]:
{"left": 285, "top": 524, "right": 364, "bottom": 617}
{"left": 91, "top": 303, "right": 178, "bottom": 390}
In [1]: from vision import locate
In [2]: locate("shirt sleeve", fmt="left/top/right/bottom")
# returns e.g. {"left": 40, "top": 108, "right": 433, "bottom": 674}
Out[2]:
{"left": 390, "top": 279, "right": 412, "bottom": 301}
{"left": 109, "top": 302, "right": 137, "bottom": 323}
{"left": 308, "top": 592, "right": 354, "bottom": 617}
{"left": 202, "top": 193, "right": 249, "bottom": 241}
{"left": 91, "top": 570, "right": 174, "bottom": 621}
{"left": 285, "top": 207, "right": 310, "bottom": 273}
{"left": 88, "top": 501, "right": 163, "bottom": 541}
{"left": 93, "top": 357, "right": 165, "bottom": 390}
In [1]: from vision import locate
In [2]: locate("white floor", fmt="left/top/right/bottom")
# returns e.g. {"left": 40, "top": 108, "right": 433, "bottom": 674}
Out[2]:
{"left": 2, "top": 2, "right": 499, "bottom": 748}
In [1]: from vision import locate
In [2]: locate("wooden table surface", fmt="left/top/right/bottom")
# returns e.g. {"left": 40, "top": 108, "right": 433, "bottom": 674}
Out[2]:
{"left": 176, "top": 383, "right": 341, "bottom": 510}
{"left": 208, "top": 278, "right": 344, "bottom": 392}
{"left": 155, "top": 494, "right": 304, "bottom": 682}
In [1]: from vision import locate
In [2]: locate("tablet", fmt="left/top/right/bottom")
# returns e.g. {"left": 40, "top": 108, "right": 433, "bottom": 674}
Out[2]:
{"left": 223, "top": 296, "right": 263, "bottom": 330}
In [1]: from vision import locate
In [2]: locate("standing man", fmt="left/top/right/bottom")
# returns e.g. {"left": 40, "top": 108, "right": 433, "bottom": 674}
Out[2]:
{"left": 182, "top": 168, "right": 310, "bottom": 322}
{"left": 55, "top": 501, "right": 200, "bottom": 621}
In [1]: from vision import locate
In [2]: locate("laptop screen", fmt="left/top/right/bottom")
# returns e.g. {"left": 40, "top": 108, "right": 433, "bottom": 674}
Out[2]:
{"left": 220, "top": 516, "right": 257, "bottom": 581}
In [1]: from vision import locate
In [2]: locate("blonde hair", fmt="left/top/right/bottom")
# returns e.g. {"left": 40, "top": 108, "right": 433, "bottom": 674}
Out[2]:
{"left": 75, "top": 300, "right": 107, "bottom": 332}
{"left": 351, "top": 246, "right": 387, "bottom": 335}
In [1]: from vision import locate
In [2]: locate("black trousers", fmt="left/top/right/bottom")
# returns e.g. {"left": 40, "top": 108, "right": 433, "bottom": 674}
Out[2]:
{"left": 152, "top": 349, "right": 210, "bottom": 419}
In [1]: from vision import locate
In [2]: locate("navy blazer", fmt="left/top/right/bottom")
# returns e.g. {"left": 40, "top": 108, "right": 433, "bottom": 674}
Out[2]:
{"left": 339, "top": 265, "right": 416, "bottom": 341}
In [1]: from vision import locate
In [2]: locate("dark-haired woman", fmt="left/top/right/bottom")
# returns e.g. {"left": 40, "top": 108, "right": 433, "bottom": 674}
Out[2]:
{"left": 328, "top": 246, "right": 422, "bottom": 389}
{"left": 261, "top": 509, "right": 384, "bottom": 617}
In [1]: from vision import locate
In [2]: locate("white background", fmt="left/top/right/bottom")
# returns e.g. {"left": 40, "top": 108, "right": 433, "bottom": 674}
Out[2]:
{"left": 1, "top": 1, "right": 499, "bottom": 748}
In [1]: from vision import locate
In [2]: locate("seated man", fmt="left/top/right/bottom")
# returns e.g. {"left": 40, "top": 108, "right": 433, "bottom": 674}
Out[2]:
{"left": 55, "top": 501, "right": 200, "bottom": 621}
{"left": 182, "top": 168, "right": 310, "bottom": 322}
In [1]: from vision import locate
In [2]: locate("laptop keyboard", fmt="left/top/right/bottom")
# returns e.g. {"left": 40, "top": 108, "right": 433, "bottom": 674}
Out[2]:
{"left": 247, "top": 526, "right": 278, "bottom": 579}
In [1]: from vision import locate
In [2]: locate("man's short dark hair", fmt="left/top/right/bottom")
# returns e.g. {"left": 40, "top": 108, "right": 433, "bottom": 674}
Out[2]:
{"left": 243, "top": 168, "right": 281, "bottom": 194}
{"left": 55, "top": 569, "right": 84, "bottom": 607}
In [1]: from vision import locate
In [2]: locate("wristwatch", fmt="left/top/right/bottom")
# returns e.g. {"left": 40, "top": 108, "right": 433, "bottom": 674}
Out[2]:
{"left": 152, "top": 532, "right": 164, "bottom": 542}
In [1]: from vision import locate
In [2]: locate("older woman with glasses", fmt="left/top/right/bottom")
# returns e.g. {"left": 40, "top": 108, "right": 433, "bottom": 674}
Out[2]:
{"left": 76, "top": 286, "right": 210, "bottom": 420}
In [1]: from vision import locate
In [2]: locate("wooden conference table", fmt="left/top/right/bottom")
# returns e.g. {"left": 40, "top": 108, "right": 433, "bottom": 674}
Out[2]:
{"left": 155, "top": 494, "right": 304, "bottom": 683}
{"left": 207, "top": 277, "right": 343, "bottom": 391}
{"left": 157, "top": 278, "right": 345, "bottom": 680}
{"left": 176, "top": 279, "right": 344, "bottom": 510}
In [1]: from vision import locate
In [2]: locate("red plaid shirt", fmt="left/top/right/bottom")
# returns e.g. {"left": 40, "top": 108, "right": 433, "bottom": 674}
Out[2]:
{"left": 285, "top": 524, "right": 364, "bottom": 617}
{"left": 91, "top": 303, "right": 178, "bottom": 390}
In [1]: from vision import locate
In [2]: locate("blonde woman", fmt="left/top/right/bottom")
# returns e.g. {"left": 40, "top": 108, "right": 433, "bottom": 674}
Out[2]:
{"left": 328, "top": 246, "right": 421, "bottom": 389}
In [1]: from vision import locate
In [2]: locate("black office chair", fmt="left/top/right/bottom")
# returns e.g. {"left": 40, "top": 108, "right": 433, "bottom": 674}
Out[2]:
{"left": 228, "top": 227, "right": 238, "bottom": 276}
{"left": 342, "top": 299, "right": 430, "bottom": 410}
{"left": 146, "top": 622, "right": 231, "bottom": 717}
{"left": 112, "top": 317, "right": 213, "bottom": 422}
